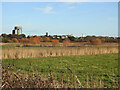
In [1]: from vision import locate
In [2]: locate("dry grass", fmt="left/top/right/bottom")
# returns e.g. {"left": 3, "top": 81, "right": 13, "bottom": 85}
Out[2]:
{"left": 2, "top": 66, "right": 65, "bottom": 88}
{"left": 1, "top": 42, "right": 118, "bottom": 47}
{"left": 2, "top": 65, "right": 118, "bottom": 88}
{"left": 2, "top": 45, "right": 118, "bottom": 59}
{"left": 2, "top": 66, "right": 87, "bottom": 88}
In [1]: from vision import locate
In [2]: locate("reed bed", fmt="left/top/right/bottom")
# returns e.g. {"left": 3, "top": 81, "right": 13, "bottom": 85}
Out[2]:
{"left": 2, "top": 45, "right": 118, "bottom": 59}
{"left": 1, "top": 42, "right": 118, "bottom": 47}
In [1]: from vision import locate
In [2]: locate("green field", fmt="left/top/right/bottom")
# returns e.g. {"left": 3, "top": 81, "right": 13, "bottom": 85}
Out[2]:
{"left": 3, "top": 54, "right": 119, "bottom": 88}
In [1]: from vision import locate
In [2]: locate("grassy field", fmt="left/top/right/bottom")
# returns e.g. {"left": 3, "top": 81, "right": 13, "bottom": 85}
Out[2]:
{"left": 2, "top": 53, "right": 119, "bottom": 88}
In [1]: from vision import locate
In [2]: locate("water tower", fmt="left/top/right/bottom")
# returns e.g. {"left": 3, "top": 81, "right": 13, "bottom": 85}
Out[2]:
{"left": 12, "top": 26, "right": 22, "bottom": 35}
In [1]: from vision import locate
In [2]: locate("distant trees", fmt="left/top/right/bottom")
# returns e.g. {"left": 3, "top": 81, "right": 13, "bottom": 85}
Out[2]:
{"left": 0, "top": 33, "right": 118, "bottom": 44}
{"left": 20, "top": 38, "right": 28, "bottom": 43}
{"left": 84, "top": 36, "right": 96, "bottom": 42}
{"left": 1, "top": 33, "right": 7, "bottom": 38}
{"left": 2, "top": 38, "right": 9, "bottom": 43}
{"left": 68, "top": 36, "right": 75, "bottom": 41}
{"left": 19, "top": 37, "right": 44, "bottom": 44}
{"left": 43, "top": 37, "right": 50, "bottom": 42}
{"left": 1, "top": 34, "right": 11, "bottom": 43}
{"left": 20, "top": 34, "right": 26, "bottom": 38}
{"left": 39, "top": 37, "right": 43, "bottom": 42}
{"left": 51, "top": 39, "right": 59, "bottom": 46}
{"left": 11, "top": 38, "right": 19, "bottom": 43}
{"left": 104, "top": 37, "right": 118, "bottom": 43}
{"left": 62, "top": 39, "right": 70, "bottom": 46}
{"left": 27, "top": 37, "right": 40, "bottom": 44}
{"left": 1, "top": 33, "right": 26, "bottom": 43}
{"left": 91, "top": 38, "right": 102, "bottom": 45}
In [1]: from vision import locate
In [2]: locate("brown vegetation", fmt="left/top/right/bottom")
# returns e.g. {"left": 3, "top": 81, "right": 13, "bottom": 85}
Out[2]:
{"left": 2, "top": 66, "right": 65, "bottom": 88}
{"left": 62, "top": 39, "right": 70, "bottom": 46}
{"left": 1, "top": 42, "right": 118, "bottom": 47}
{"left": 39, "top": 37, "right": 43, "bottom": 42}
{"left": 2, "top": 45, "right": 118, "bottom": 59}
{"left": 19, "top": 38, "right": 28, "bottom": 43}
{"left": 11, "top": 38, "right": 19, "bottom": 43}
{"left": 51, "top": 39, "right": 59, "bottom": 46}
{"left": 43, "top": 37, "right": 50, "bottom": 42}
{"left": 20, "top": 37, "right": 44, "bottom": 44}
{"left": 91, "top": 38, "right": 102, "bottom": 45}
{"left": 28, "top": 37, "right": 40, "bottom": 44}
{"left": 2, "top": 65, "right": 118, "bottom": 88}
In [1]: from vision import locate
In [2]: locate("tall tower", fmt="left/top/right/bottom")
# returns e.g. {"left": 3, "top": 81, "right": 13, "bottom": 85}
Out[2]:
{"left": 81, "top": 33, "right": 84, "bottom": 41}
{"left": 17, "top": 29, "right": 20, "bottom": 35}
{"left": 12, "top": 30, "right": 15, "bottom": 34}
{"left": 14, "top": 26, "right": 22, "bottom": 35}
{"left": 82, "top": 33, "right": 83, "bottom": 38}
{"left": 46, "top": 32, "right": 49, "bottom": 37}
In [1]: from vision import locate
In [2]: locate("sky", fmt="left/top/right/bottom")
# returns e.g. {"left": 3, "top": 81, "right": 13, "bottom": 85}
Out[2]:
{"left": 2, "top": 2, "right": 118, "bottom": 37}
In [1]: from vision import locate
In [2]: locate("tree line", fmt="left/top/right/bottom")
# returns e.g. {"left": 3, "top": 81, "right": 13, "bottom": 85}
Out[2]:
{"left": 0, "top": 33, "right": 118, "bottom": 45}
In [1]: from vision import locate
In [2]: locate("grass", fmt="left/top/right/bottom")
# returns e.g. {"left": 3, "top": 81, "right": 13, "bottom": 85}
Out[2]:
{"left": 2, "top": 53, "right": 119, "bottom": 88}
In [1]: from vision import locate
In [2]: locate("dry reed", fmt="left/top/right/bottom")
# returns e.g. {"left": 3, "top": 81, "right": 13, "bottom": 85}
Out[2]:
{"left": 2, "top": 45, "right": 118, "bottom": 59}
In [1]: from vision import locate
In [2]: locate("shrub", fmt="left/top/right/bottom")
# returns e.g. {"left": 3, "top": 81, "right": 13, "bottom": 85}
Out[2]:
{"left": 51, "top": 39, "right": 59, "bottom": 46}
{"left": 91, "top": 38, "right": 102, "bottom": 45}
{"left": 33, "top": 36, "right": 39, "bottom": 38}
{"left": 43, "top": 37, "right": 50, "bottom": 42}
{"left": 63, "top": 39, "right": 70, "bottom": 46}
{"left": 28, "top": 37, "right": 40, "bottom": 44}
{"left": 39, "top": 37, "right": 43, "bottom": 42}
{"left": 1, "top": 33, "right": 7, "bottom": 38}
{"left": 11, "top": 38, "right": 19, "bottom": 43}
{"left": 2, "top": 38, "right": 9, "bottom": 43}
{"left": 20, "top": 38, "right": 28, "bottom": 43}
{"left": 101, "top": 38, "right": 105, "bottom": 43}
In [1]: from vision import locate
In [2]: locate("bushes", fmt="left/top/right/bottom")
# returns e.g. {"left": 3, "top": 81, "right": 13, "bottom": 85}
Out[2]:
{"left": 20, "top": 37, "right": 44, "bottom": 44}
{"left": 27, "top": 37, "right": 40, "bottom": 44}
{"left": 1, "top": 33, "right": 118, "bottom": 43}
{"left": 11, "top": 38, "right": 19, "bottom": 43}
{"left": 62, "top": 39, "right": 70, "bottom": 46}
{"left": 51, "top": 39, "right": 59, "bottom": 46}
{"left": 20, "top": 38, "right": 29, "bottom": 43}
{"left": 43, "top": 37, "right": 50, "bottom": 42}
{"left": 91, "top": 38, "right": 102, "bottom": 45}
{"left": 39, "top": 37, "right": 43, "bottom": 42}
{"left": 2, "top": 38, "right": 9, "bottom": 43}
{"left": 17, "top": 37, "right": 57, "bottom": 44}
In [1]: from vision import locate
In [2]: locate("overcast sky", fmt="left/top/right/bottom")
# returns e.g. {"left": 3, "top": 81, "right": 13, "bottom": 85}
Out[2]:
{"left": 2, "top": 2, "right": 118, "bottom": 37}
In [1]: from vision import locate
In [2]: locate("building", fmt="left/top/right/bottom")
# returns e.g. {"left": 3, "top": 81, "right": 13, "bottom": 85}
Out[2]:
{"left": 12, "top": 26, "right": 22, "bottom": 35}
